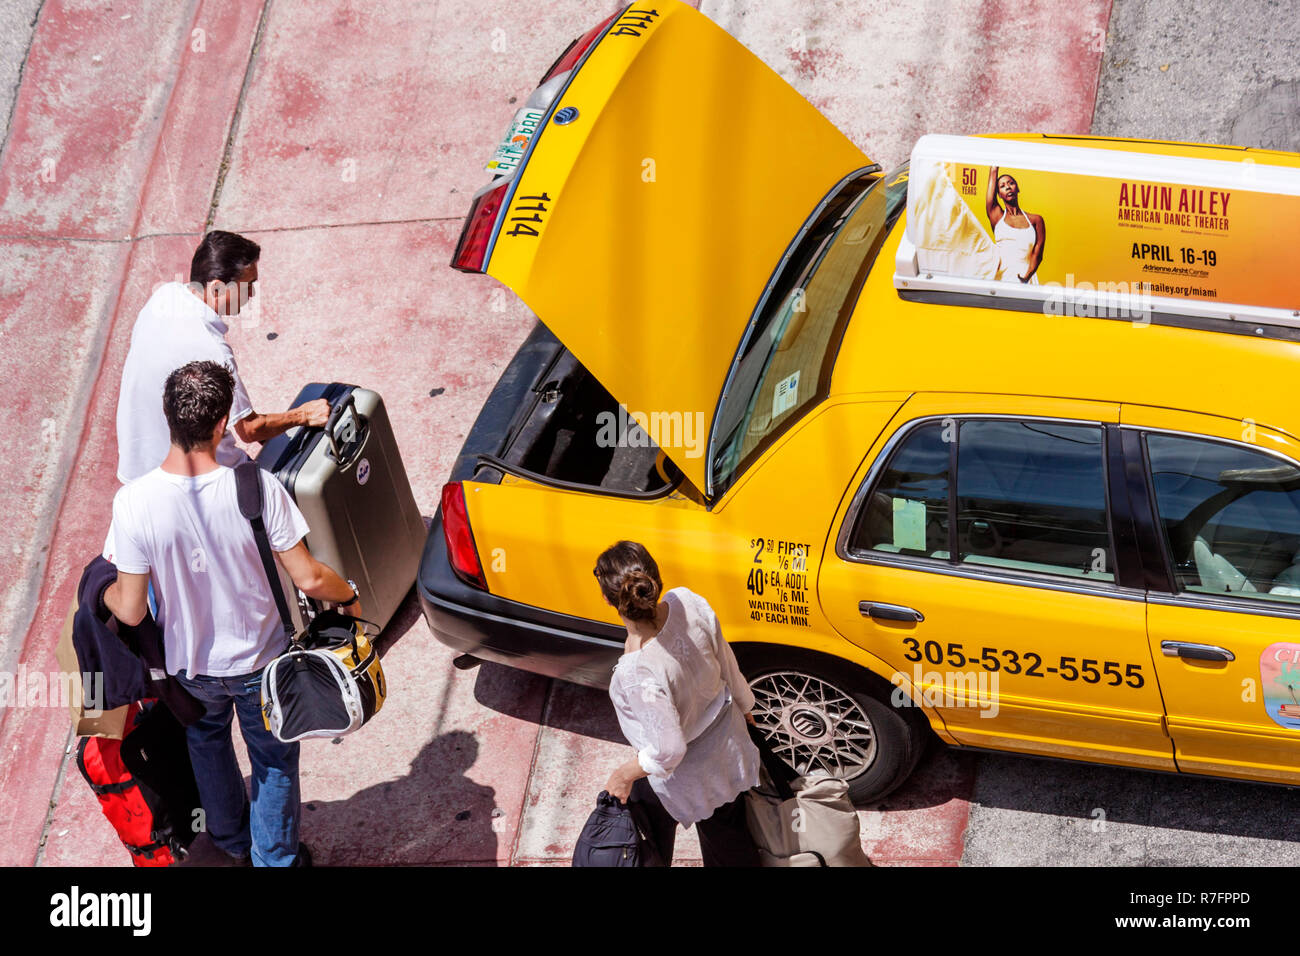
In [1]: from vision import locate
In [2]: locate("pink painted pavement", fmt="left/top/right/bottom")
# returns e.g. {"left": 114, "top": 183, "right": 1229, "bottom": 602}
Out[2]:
{"left": 1, "top": 0, "right": 1108, "bottom": 866}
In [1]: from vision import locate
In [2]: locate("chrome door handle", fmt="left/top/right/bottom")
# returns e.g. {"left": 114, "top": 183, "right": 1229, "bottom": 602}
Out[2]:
{"left": 1161, "top": 641, "right": 1235, "bottom": 662}
{"left": 859, "top": 601, "right": 924, "bottom": 623}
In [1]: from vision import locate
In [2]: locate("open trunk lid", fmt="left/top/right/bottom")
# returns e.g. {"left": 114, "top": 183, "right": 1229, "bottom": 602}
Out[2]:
{"left": 467, "top": 0, "right": 870, "bottom": 495}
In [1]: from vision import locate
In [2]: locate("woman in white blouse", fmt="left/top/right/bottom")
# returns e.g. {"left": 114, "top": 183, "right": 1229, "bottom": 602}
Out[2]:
{"left": 596, "top": 540, "right": 762, "bottom": 866}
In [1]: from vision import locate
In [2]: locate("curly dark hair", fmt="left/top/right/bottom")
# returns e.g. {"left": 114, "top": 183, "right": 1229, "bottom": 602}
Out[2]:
{"left": 162, "top": 360, "right": 234, "bottom": 452}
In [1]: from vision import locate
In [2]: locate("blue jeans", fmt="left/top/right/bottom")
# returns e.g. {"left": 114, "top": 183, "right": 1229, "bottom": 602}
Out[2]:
{"left": 175, "top": 669, "right": 300, "bottom": 867}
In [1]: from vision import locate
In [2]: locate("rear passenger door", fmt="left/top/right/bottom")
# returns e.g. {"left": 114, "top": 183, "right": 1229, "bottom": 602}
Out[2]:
{"left": 818, "top": 394, "right": 1173, "bottom": 768}
{"left": 1121, "top": 406, "right": 1300, "bottom": 785}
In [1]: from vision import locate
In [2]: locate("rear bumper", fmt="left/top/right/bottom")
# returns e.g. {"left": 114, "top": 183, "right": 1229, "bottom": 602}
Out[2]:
{"left": 417, "top": 319, "right": 623, "bottom": 689}
{"left": 418, "top": 510, "right": 623, "bottom": 689}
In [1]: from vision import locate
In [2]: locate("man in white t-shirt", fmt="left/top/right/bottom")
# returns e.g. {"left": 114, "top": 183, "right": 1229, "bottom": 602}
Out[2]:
{"left": 103, "top": 360, "right": 361, "bottom": 867}
{"left": 115, "top": 230, "right": 330, "bottom": 484}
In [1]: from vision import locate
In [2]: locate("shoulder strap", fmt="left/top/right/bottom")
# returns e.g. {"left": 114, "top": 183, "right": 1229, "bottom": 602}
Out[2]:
{"left": 235, "top": 461, "right": 295, "bottom": 642}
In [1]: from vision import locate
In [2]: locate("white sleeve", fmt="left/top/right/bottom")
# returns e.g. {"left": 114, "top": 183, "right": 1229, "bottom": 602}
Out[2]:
{"left": 709, "top": 598, "right": 755, "bottom": 713}
{"left": 623, "top": 666, "right": 687, "bottom": 779}
{"left": 104, "top": 489, "right": 150, "bottom": 574}
{"left": 224, "top": 351, "right": 254, "bottom": 425}
{"left": 261, "top": 471, "right": 310, "bottom": 552}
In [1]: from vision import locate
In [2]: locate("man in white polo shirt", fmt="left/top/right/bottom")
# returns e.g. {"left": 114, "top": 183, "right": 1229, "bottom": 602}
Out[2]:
{"left": 103, "top": 360, "right": 361, "bottom": 867}
{"left": 115, "top": 230, "right": 330, "bottom": 483}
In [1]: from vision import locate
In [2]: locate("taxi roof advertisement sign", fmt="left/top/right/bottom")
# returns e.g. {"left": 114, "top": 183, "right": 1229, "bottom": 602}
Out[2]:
{"left": 895, "top": 134, "right": 1300, "bottom": 327}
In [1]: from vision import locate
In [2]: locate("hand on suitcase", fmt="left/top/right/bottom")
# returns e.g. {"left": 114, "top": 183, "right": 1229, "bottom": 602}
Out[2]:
{"left": 298, "top": 399, "right": 331, "bottom": 428}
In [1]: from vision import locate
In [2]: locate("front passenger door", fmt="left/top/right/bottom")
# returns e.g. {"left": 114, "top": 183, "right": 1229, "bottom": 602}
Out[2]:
{"left": 1124, "top": 408, "right": 1300, "bottom": 784}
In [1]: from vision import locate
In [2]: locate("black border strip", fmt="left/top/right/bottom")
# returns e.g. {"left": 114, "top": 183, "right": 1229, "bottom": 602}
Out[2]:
{"left": 473, "top": 452, "right": 683, "bottom": 501}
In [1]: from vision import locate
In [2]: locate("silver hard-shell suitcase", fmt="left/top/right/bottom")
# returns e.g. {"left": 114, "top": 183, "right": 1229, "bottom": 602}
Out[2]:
{"left": 257, "top": 383, "right": 425, "bottom": 632}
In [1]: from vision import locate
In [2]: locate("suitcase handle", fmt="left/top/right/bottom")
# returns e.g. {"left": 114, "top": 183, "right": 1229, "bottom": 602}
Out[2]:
{"left": 324, "top": 394, "right": 367, "bottom": 464}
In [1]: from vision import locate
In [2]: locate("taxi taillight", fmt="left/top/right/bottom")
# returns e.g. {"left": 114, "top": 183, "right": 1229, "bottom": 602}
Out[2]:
{"left": 441, "top": 482, "right": 487, "bottom": 590}
{"left": 452, "top": 14, "right": 615, "bottom": 275}
{"left": 538, "top": 14, "right": 617, "bottom": 85}
{"left": 450, "top": 181, "right": 509, "bottom": 274}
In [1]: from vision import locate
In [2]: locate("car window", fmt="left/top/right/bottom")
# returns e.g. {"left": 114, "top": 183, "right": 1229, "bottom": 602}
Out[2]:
{"left": 957, "top": 421, "right": 1112, "bottom": 581}
{"left": 1146, "top": 433, "right": 1300, "bottom": 604}
{"left": 710, "top": 164, "right": 909, "bottom": 499}
{"left": 850, "top": 422, "right": 950, "bottom": 557}
{"left": 850, "top": 417, "right": 1114, "bottom": 583}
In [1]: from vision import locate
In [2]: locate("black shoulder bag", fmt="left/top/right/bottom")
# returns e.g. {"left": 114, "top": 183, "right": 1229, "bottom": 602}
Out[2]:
{"left": 235, "top": 461, "right": 387, "bottom": 742}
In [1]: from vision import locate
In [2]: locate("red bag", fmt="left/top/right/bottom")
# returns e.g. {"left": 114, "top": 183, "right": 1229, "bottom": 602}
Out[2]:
{"left": 76, "top": 700, "right": 202, "bottom": 866}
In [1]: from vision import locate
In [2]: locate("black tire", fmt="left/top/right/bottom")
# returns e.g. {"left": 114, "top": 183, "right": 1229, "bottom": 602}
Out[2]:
{"left": 733, "top": 643, "right": 932, "bottom": 806}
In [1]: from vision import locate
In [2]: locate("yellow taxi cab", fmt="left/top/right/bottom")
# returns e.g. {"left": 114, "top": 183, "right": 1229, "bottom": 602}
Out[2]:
{"left": 419, "top": 0, "right": 1300, "bottom": 802}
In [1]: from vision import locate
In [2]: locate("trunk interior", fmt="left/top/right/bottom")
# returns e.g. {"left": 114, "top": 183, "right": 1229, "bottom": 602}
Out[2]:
{"left": 495, "top": 347, "right": 682, "bottom": 497}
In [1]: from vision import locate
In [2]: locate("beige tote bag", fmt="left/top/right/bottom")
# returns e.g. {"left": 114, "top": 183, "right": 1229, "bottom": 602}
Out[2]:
{"left": 745, "top": 728, "right": 872, "bottom": 867}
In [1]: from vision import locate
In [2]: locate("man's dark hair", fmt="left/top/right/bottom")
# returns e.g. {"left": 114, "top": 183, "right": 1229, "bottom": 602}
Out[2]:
{"left": 189, "top": 230, "right": 260, "bottom": 286}
{"left": 163, "top": 361, "right": 234, "bottom": 452}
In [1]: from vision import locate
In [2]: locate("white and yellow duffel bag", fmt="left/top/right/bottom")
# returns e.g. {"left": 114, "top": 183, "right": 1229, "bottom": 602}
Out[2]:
{"left": 260, "top": 610, "right": 386, "bottom": 743}
{"left": 235, "top": 461, "right": 387, "bottom": 743}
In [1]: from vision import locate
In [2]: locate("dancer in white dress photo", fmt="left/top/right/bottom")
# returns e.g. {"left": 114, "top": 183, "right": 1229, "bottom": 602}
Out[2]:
{"left": 986, "top": 166, "right": 1046, "bottom": 283}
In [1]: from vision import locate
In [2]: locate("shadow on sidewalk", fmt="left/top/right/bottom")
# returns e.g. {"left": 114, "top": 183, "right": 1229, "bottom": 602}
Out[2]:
{"left": 368, "top": 515, "right": 434, "bottom": 658}
{"left": 473, "top": 662, "right": 626, "bottom": 745}
{"left": 469, "top": 661, "right": 979, "bottom": 814}
{"left": 178, "top": 732, "right": 499, "bottom": 866}
{"left": 300, "top": 730, "right": 499, "bottom": 865}
{"left": 965, "top": 750, "right": 1300, "bottom": 846}
{"left": 374, "top": 587, "right": 424, "bottom": 657}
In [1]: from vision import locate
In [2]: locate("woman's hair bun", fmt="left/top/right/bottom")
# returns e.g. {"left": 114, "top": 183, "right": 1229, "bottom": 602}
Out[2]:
{"left": 618, "top": 571, "right": 659, "bottom": 621}
{"left": 594, "top": 541, "right": 663, "bottom": 622}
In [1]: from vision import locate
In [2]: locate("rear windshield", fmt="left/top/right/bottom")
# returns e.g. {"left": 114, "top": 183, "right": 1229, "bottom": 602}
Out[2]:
{"left": 709, "top": 164, "right": 908, "bottom": 498}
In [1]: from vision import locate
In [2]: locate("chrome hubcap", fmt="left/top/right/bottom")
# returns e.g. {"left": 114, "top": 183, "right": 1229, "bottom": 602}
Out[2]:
{"left": 750, "top": 671, "right": 876, "bottom": 780}
{"left": 790, "top": 707, "right": 828, "bottom": 740}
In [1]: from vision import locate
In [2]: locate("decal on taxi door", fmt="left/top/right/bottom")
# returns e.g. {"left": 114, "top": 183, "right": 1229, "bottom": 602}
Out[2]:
{"left": 1261, "top": 643, "right": 1300, "bottom": 729}
{"left": 744, "top": 536, "right": 812, "bottom": 628}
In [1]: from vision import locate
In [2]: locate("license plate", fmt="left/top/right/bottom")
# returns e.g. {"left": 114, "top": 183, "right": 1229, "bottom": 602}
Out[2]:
{"left": 486, "top": 107, "right": 545, "bottom": 174}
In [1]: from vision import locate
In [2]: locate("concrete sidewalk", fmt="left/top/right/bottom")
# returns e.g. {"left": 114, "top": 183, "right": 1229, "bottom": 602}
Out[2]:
{"left": 0, "top": 0, "right": 1110, "bottom": 866}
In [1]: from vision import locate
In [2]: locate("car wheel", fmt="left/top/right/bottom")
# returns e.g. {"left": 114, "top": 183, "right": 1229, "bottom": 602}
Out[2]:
{"left": 734, "top": 644, "right": 932, "bottom": 805}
